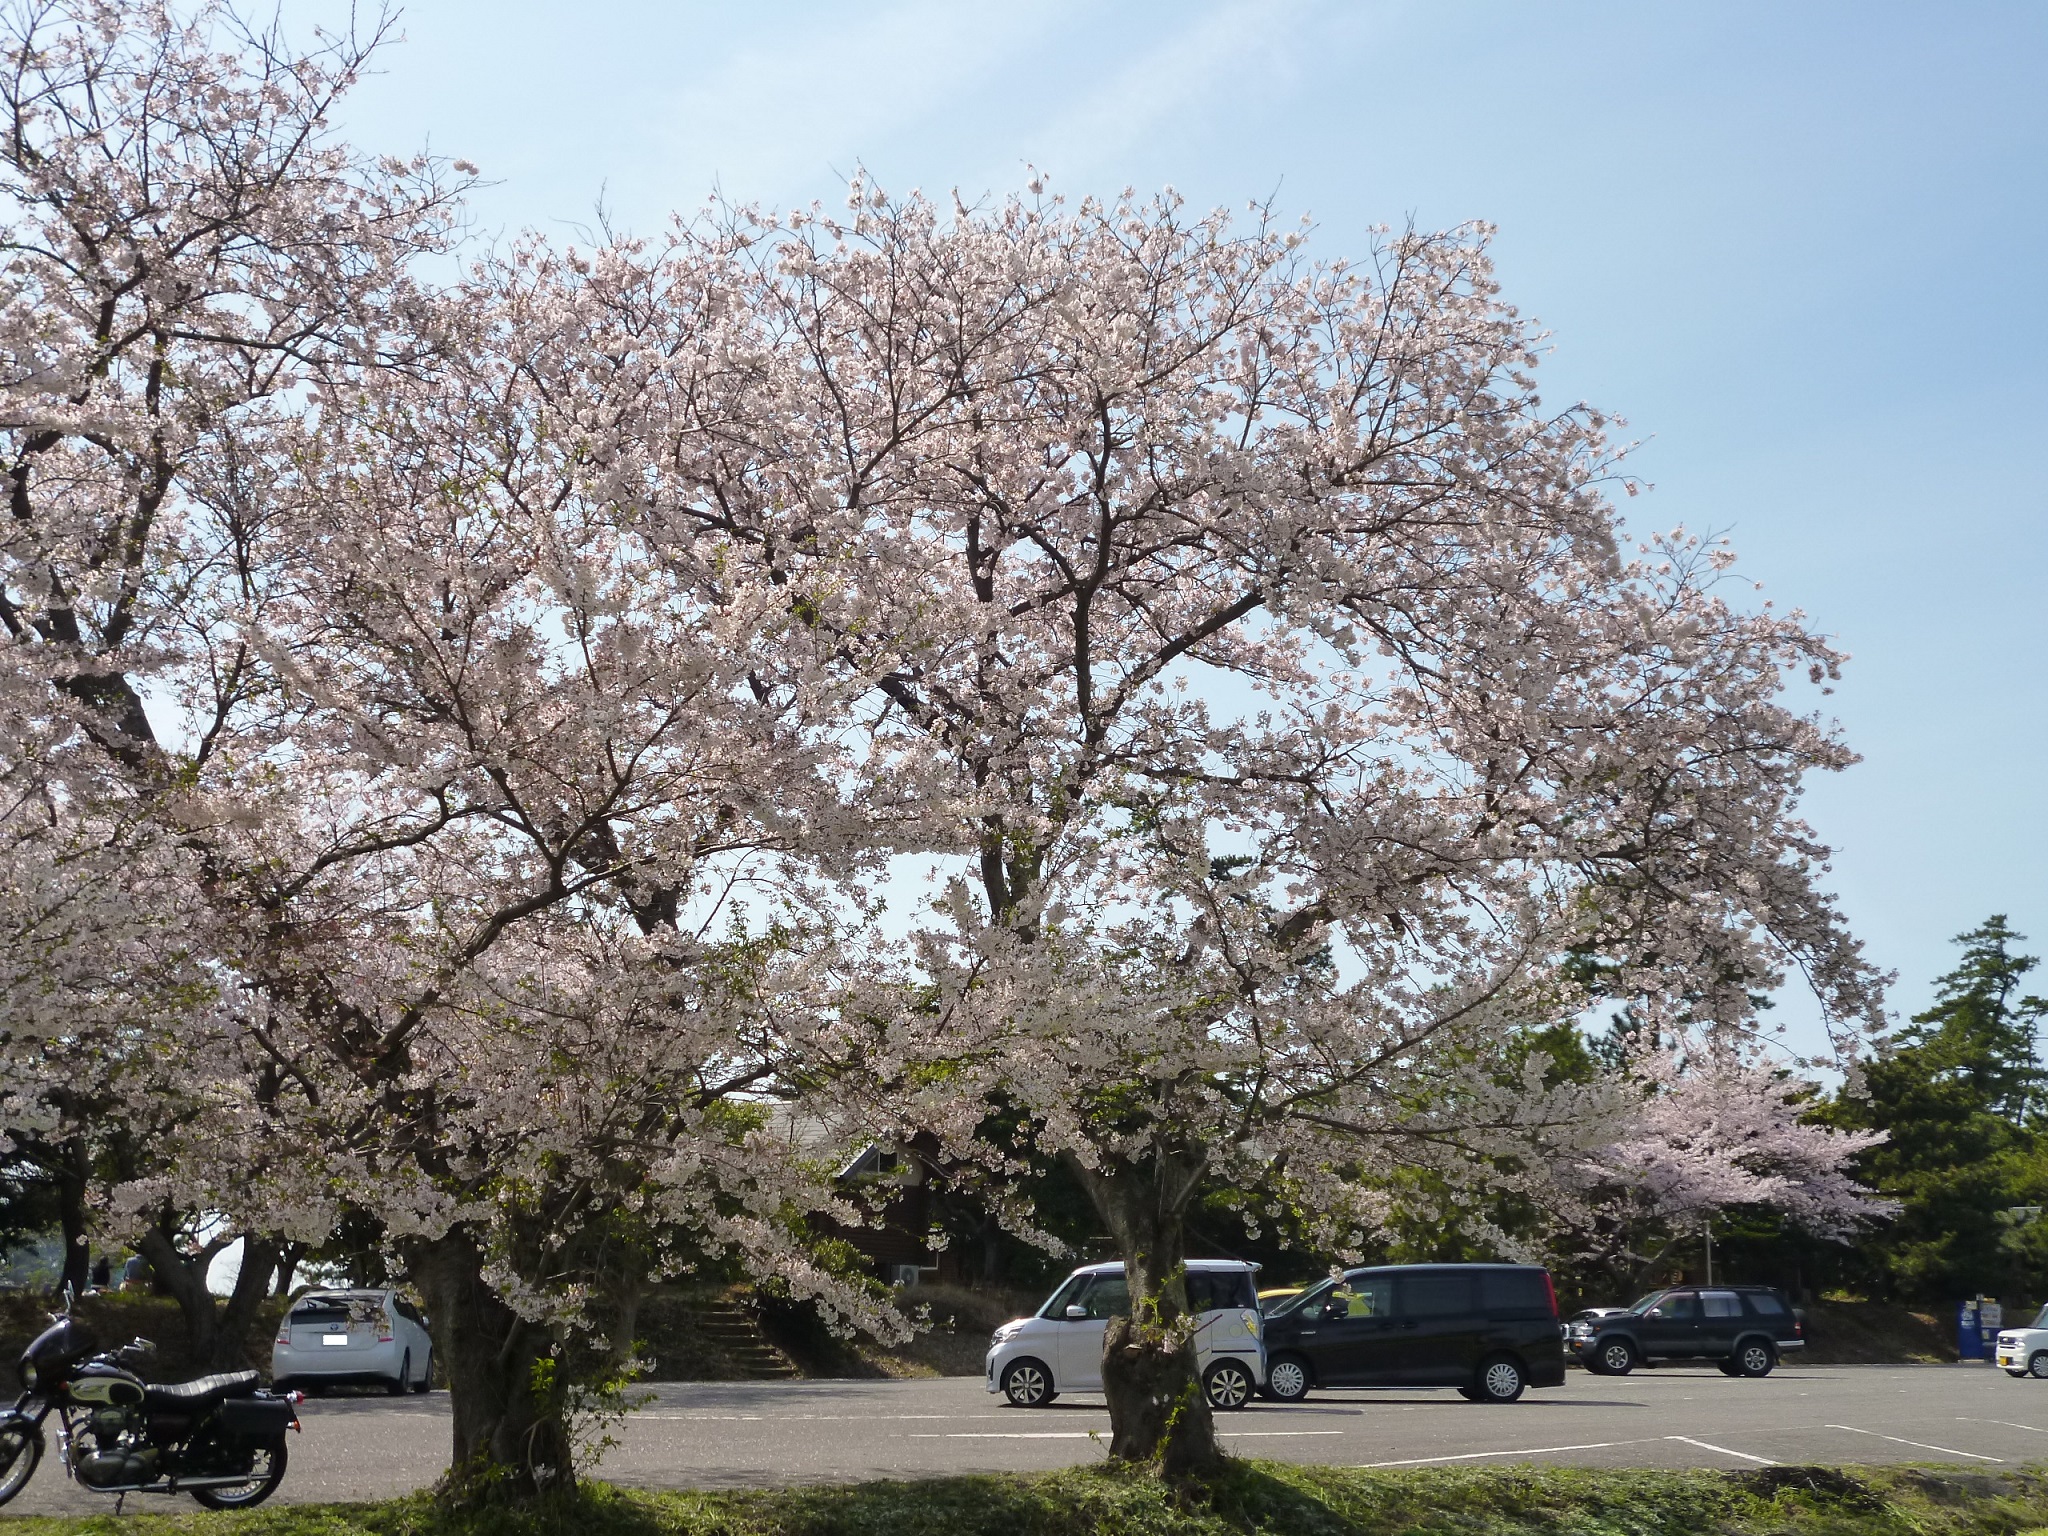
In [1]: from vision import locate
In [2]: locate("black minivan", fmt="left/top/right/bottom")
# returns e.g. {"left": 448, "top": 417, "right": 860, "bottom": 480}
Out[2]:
{"left": 1259, "top": 1263, "right": 1565, "bottom": 1403}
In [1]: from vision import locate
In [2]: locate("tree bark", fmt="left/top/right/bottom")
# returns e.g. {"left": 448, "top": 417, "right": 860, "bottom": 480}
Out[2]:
{"left": 410, "top": 1229, "right": 574, "bottom": 1500}
{"left": 271, "top": 1241, "right": 305, "bottom": 1298}
{"left": 1069, "top": 1152, "right": 1220, "bottom": 1477}
{"left": 54, "top": 1140, "right": 91, "bottom": 1301}
{"left": 213, "top": 1237, "right": 280, "bottom": 1372}
{"left": 135, "top": 1223, "right": 223, "bottom": 1368}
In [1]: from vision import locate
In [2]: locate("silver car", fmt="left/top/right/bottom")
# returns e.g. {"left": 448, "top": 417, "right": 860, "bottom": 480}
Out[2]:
{"left": 985, "top": 1260, "right": 1264, "bottom": 1410}
{"left": 272, "top": 1289, "right": 433, "bottom": 1394}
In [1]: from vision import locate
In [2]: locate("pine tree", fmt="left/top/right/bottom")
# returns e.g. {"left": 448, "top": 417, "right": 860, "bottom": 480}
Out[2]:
{"left": 1833, "top": 917, "right": 2048, "bottom": 1302}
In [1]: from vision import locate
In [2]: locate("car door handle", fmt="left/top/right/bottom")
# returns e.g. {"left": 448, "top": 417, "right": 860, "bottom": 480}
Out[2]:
{"left": 1396, "top": 1320, "right": 1417, "bottom": 1330}
{"left": 1300, "top": 1328, "right": 1318, "bottom": 1335}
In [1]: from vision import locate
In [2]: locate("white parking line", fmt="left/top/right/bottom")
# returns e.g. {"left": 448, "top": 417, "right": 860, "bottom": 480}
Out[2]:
{"left": 1358, "top": 1439, "right": 1651, "bottom": 1468}
{"left": 632, "top": 1412, "right": 1043, "bottom": 1422}
{"left": 906, "top": 1429, "right": 1343, "bottom": 1441}
{"left": 1825, "top": 1424, "right": 2003, "bottom": 1462}
{"left": 1957, "top": 1417, "right": 2048, "bottom": 1434}
{"left": 1666, "top": 1435, "right": 1777, "bottom": 1466}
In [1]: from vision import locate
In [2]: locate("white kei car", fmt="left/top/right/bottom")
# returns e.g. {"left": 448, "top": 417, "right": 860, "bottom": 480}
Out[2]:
{"left": 985, "top": 1260, "right": 1265, "bottom": 1411}
{"left": 1996, "top": 1306, "right": 2048, "bottom": 1378}
{"left": 272, "top": 1288, "right": 434, "bottom": 1395}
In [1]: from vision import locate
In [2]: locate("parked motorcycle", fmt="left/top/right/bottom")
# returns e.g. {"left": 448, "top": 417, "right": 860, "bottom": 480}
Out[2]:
{"left": 0, "top": 1292, "right": 301, "bottom": 1510}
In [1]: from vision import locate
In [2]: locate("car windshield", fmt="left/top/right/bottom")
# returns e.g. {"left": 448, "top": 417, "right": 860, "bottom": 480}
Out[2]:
{"left": 290, "top": 1293, "right": 384, "bottom": 1324}
{"left": 1270, "top": 1279, "right": 1337, "bottom": 1318}
{"left": 1625, "top": 1291, "right": 1669, "bottom": 1315}
{"left": 2034, "top": 1305, "right": 2048, "bottom": 1328}
{"left": 1038, "top": 1274, "right": 1091, "bottom": 1319}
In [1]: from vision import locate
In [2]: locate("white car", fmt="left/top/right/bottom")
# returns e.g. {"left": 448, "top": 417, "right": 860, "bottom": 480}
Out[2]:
{"left": 1996, "top": 1306, "right": 2048, "bottom": 1377}
{"left": 273, "top": 1288, "right": 433, "bottom": 1395}
{"left": 985, "top": 1260, "right": 1265, "bottom": 1410}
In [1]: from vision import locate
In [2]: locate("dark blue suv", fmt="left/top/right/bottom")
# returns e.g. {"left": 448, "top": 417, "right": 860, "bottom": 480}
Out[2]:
{"left": 1565, "top": 1285, "right": 1804, "bottom": 1376}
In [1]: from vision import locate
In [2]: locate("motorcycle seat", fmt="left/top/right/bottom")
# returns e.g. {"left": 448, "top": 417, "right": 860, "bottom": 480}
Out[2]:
{"left": 142, "top": 1370, "right": 261, "bottom": 1410}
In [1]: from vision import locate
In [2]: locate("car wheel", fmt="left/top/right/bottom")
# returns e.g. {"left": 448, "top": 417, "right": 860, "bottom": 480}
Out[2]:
{"left": 1595, "top": 1338, "right": 1635, "bottom": 1376}
{"left": 1474, "top": 1354, "right": 1525, "bottom": 1403}
{"left": 1263, "top": 1354, "right": 1311, "bottom": 1403}
{"left": 1001, "top": 1358, "right": 1056, "bottom": 1407}
{"left": 2028, "top": 1352, "right": 2048, "bottom": 1380}
{"left": 413, "top": 1348, "right": 432, "bottom": 1393}
{"left": 1203, "top": 1358, "right": 1255, "bottom": 1411}
{"left": 1732, "top": 1340, "right": 1775, "bottom": 1378}
{"left": 388, "top": 1350, "right": 411, "bottom": 1396}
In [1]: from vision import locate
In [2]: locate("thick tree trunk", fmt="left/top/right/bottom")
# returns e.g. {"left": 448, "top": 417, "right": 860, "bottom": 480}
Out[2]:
{"left": 54, "top": 1141, "right": 91, "bottom": 1300}
{"left": 272, "top": 1241, "right": 306, "bottom": 1298}
{"left": 1069, "top": 1152, "right": 1219, "bottom": 1478}
{"left": 136, "top": 1224, "right": 224, "bottom": 1367}
{"left": 410, "top": 1230, "right": 574, "bottom": 1500}
{"left": 213, "top": 1237, "right": 280, "bottom": 1372}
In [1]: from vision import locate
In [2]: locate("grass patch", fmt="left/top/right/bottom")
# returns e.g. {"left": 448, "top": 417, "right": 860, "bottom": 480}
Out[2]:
{"left": 7, "top": 1462, "right": 2048, "bottom": 1536}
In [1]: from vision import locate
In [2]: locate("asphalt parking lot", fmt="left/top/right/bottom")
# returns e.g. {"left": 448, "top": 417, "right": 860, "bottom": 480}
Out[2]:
{"left": 9, "top": 1364, "right": 2048, "bottom": 1518}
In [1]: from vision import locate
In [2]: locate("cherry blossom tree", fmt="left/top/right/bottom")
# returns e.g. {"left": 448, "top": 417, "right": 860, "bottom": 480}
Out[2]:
{"left": 1553, "top": 1034, "right": 1891, "bottom": 1289}
{"left": 0, "top": 1, "right": 898, "bottom": 1496}
{"left": 632, "top": 181, "right": 1888, "bottom": 1471}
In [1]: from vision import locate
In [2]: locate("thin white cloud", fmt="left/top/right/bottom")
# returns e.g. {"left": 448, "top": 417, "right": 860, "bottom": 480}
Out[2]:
{"left": 1013, "top": 0, "right": 1318, "bottom": 190}
{"left": 653, "top": 0, "right": 1082, "bottom": 204}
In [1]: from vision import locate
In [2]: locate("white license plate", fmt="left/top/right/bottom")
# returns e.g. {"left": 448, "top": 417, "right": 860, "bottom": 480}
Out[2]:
{"left": 321, "top": 1334, "right": 351, "bottom": 1347}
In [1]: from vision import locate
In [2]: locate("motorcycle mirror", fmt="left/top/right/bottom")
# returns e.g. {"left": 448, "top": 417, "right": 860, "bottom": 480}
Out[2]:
{"left": 61, "top": 1280, "right": 75, "bottom": 1315}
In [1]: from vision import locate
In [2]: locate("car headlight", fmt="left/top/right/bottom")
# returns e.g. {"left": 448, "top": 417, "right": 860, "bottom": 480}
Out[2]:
{"left": 992, "top": 1322, "right": 1023, "bottom": 1344}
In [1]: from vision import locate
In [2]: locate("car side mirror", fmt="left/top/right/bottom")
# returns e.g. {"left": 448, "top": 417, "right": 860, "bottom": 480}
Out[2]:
{"left": 1064, "top": 1305, "right": 1088, "bottom": 1320}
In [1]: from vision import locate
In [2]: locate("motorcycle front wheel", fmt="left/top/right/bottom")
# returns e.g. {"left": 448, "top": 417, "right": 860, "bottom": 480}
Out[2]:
{"left": 0, "top": 1415, "right": 43, "bottom": 1507}
{"left": 189, "top": 1440, "right": 287, "bottom": 1510}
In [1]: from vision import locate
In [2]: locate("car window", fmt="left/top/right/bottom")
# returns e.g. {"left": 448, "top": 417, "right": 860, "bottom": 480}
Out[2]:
{"left": 1701, "top": 1291, "right": 1742, "bottom": 1318}
{"left": 1650, "top": 1292, "right": 1700, "bottom": 1320}
{"left": 1399, "top": 1272, "right": 1477, "bottom": 1318}
{"left": 1324, "top": 1276, "right": 1393, "bottom": 1320}
{"left": 1185, "top": 1271, "right": 1255, "bottom": 1312}
{"left": 1077, "top": 1275, "right": 1131, "bottom": 1320}
{"left": 2035, "top": 1304, "right": 2048, "bottom": 1329}
{"left": 1744, "top": 1292, "right": 1789, "bottom": 1317}
{"left": 1283, "top": 1279, "right": 1337, "bottom": 1318}
{"left": 1479, "top": 1270, "right": 1550, "bottom": 1316}
{"left": 1040, "top": 1274, "right": 1090, "bottom": 1318}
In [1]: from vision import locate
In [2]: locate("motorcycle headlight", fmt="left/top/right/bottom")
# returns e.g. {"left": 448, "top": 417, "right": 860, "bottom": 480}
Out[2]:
{"left": 17, "top": 1359, "right": 36, "bottom": 1391}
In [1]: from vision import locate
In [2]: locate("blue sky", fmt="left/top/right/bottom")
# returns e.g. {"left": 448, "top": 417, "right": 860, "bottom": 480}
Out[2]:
{"left": 311, "top": 0, "right": 2047, "bottom": 1040}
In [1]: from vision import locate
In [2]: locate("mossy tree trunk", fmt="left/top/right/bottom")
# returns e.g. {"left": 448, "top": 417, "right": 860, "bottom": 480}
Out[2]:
{"left": 1069, "top": 1151, "right": 1220, "bottom": 1478}
{"left": 410, "top": 1229, "right": 574, "bottom": 1500}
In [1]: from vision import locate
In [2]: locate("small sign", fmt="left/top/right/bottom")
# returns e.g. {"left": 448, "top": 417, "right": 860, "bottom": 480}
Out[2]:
{"left": 321, "top": 1333, "right": 350, "bottom": 1347}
